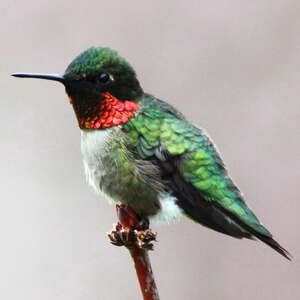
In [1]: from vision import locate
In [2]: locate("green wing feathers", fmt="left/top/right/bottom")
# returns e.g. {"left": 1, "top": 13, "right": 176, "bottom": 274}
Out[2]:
{"left": 125, "top": 98, "right": 268, "bottom": 235}
{"left": 123, "top": 95, "right": 290, "bottom": 259}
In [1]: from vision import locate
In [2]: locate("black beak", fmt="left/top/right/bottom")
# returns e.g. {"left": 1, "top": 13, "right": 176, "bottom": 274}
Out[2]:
{"left": 11, "top": 73, "right": 65, "bottom": 84}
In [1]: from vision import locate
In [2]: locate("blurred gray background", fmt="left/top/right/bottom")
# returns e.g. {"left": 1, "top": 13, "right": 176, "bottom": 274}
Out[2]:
{"left": 1, "top": 1, "right": 299, "bottom": 299}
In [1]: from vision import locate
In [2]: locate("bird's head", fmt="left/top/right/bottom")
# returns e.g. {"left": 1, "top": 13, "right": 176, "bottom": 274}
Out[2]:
{"left": 13, "top": 47, "right": 143, "bottom": 129}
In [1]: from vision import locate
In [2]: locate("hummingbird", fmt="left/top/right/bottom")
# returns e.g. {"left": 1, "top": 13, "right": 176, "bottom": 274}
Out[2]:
{"left": 13, "top": 47, "right": 291, "bottom": 259}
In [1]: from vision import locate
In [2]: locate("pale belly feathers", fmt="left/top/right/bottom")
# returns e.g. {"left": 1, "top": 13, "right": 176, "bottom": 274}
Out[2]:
{"left": 80, "top": 128, "right": 183, "bottom": 222}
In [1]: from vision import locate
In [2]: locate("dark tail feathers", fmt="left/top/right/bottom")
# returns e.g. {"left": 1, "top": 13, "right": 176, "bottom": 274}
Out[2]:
{"left": 250, "top": 230, "right": 292, "bottom": 260}
{"left": 216, "top": 204, "right": 292, "bottom": 260}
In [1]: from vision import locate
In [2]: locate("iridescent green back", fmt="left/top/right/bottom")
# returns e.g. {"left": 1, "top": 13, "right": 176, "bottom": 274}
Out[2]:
{"left": 123, "top": 94, "right": 271, "bottom": 237}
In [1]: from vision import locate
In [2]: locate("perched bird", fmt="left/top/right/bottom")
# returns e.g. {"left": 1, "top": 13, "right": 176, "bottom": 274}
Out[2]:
{"left": 13, "top": 47, "right": 290, "bottom": 259}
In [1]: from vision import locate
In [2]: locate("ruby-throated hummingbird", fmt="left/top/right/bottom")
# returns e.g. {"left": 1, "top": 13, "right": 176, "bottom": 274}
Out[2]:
{"left": 13, "top": 47, "right": 291, "bottom": 259}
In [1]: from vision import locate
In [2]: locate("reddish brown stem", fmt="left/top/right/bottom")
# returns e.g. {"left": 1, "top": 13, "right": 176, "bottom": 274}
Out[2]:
{"left": 128, "top": 247, "right": 160, "bottom": 300}
{"left": 115, "top": 204, "right": 160, "bottom": 300}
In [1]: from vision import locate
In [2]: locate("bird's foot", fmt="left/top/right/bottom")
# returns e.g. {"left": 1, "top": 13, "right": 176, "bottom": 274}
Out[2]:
{"left": 108, "top": 205, "right": 156, "bottom": 250}
{"left": 108, "top": 222, "right": 156, "bottom": 250}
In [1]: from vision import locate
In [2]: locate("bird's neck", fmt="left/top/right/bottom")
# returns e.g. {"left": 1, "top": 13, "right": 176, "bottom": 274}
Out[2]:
{"left": 71, "top": 92, "right": 139, "bottom": 129}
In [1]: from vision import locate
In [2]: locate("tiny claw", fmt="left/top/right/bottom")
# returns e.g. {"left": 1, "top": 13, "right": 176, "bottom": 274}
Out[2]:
{"left": 108, "top": 205, "right": 156, "bottom": 249}
{"left": 108, "top": 232, "right": 123, "bottom": 246}
{"left": 108, "top": 226, "right": 157, "bottom": 249}
{"left": 135, "top": 229, "right": 157, "bottom": 250}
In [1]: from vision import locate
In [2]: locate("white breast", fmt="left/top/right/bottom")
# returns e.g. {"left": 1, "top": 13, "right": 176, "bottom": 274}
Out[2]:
{"left": 80, "top": 129, "right": 112, "bottom": 195}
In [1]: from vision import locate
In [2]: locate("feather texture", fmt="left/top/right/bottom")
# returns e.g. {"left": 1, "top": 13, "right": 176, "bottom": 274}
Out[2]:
{"left": 121, "top": 93, "right": 291, "bottom": 259}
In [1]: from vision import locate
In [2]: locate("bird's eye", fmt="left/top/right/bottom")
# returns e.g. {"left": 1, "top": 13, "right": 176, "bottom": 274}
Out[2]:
{"left": 98, "top": 72, "right": 110, "bottom": 84}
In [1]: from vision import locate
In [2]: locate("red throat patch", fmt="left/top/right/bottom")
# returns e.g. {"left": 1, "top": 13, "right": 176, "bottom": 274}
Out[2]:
{"left": 73, "top": 92, "right": 139, "bottom": 129}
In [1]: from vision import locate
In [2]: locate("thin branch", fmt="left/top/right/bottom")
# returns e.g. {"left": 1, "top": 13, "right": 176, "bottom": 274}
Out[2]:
{"left": 128, "top": 246, "right": 160, "bottom": 300}
{"left": 108, "top": 205, "right": 160, "bottom": 300}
